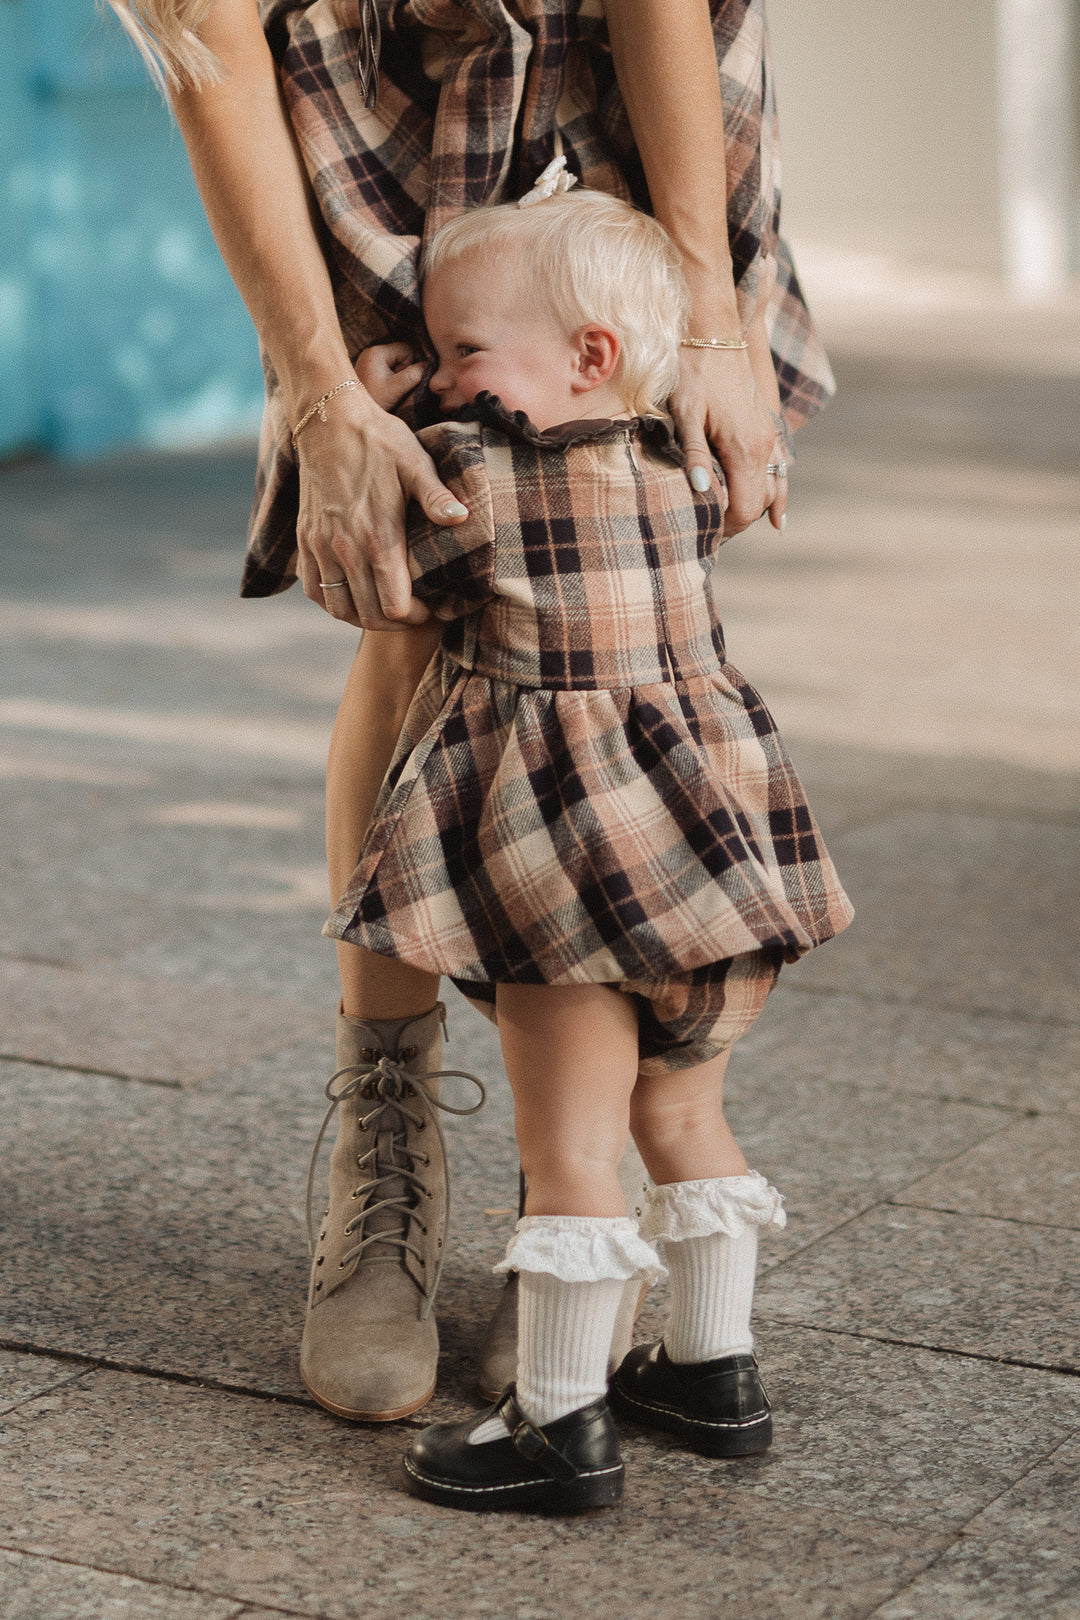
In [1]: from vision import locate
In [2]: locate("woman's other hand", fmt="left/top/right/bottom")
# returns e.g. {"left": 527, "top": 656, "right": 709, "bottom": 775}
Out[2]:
{"left": 671, "top": 347, "right": 778, "bottom": 537}
{"left": 295, "top": 386, "right": 468, "bottom": 631}
{"left": 674, "top": 253, "right": 786, "bottom": 537}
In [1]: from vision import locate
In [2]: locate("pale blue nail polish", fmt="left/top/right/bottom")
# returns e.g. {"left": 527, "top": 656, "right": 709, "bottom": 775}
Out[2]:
{"left": 689, "top": 467, "right": 710, "bottom": 493}
{"left": 780, "top": 512, "right": 787, "bottom": 534}
{"left": 441, "top": 500, "right": 468, "bottom": 518}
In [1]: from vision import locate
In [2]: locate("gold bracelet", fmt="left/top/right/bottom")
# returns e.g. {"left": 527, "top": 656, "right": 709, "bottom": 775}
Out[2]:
{"left": 680, "top": 336, "right": 749, "bottom": 351}
{"left": 291, "top": 379, "right": 361, "bottom": 450}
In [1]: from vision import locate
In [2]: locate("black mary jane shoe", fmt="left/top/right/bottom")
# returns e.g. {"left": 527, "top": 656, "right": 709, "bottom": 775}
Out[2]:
{"left": 402, "top": 1387, "right": 624, "bottom": 1513}
{"left": 608, "top": 1342, "right": 772, "bottom": 1458}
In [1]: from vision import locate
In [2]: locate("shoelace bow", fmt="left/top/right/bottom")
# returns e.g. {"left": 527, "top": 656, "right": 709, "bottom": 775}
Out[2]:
{"left": 306, "top": 1051, "right": 486, "bottom": 1317}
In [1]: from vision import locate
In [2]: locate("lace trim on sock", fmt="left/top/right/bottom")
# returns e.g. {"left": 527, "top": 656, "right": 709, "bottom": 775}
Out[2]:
{"left": 641, "top": 1171, "right": 787, "bottom": 1244}
{"left": 495, "top": 1215, "right": 665, "bottom": 1284}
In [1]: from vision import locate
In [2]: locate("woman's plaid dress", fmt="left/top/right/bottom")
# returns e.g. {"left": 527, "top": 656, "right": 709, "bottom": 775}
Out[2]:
{"left": 326, "top": 397, "right": 853, "bottom": 1072}
{"left": 245, "top": 0, "right": 834, "bottom": 597}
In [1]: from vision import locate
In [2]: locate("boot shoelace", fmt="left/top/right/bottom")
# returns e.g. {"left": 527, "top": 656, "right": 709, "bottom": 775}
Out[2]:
{"left": 306, "top": 1051, "right": 486, "bottom": 1317}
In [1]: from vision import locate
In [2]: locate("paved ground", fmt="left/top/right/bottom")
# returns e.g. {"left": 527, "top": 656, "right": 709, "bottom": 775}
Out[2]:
{"left": 0, "top": 312, "right": 1077, "bottom": 1618}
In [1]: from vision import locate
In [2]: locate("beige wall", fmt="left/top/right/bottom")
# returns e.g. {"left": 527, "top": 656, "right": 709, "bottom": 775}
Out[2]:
{"left": 767, "top": 0, "right": 1006, "bottom": 273}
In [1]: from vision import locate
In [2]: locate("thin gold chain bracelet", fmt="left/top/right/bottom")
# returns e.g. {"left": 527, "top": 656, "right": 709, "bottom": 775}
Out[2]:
{"left": 291, "top": 379, "right": 361, "bottom": 451}
{"left": 680, "top": 336, "right": 749, "bottom": 351}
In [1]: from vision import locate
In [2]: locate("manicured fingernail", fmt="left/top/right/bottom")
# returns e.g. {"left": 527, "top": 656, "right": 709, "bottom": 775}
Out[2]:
{"left": 780, "top": 512, "right": 787, "bottom": 534}
{"left": 689, "top": 467, "right": 710, "bottom": 493}
{"left": 441, "top": 500, "right": 468, "bottom": 517}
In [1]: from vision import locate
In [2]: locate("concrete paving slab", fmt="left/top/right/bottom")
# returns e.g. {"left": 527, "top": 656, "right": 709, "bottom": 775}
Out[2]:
{"left": 896, "top": 1113, "right": 1080, "bottom": 1229}
{"left": 671, "top": 1324, "right": 1080, "bottom": 1537}
{"left": 717, "top": 473, "right": 1079, "bottom": 772}
{"left": 0, "top": 1352, "right": 90, "bottom": 1414}
{"left": 0, "top": 1056, "right": 318, "bottom": 1396}
{"left": 0, "top": 766, "right": 339, "bottom": 1001}
{"left": 869, "top": 1539, "right": 1080, "bottom": 1620}
{"left": 963, "top": 1432, "right": 1080, "bottom": 1552}
{"left": 0, "top": 959, "right": 325, "bottom": 1084}
{"left": 774, "top": 737, "right": 1080, "bottom": 829}
{"left": 756, "top": 1205, "right": 1080, "bottom": 1369}
{"left": 0, "top": 1548, "right": 246, "bottom": 1620}
{"left": 0, "top": 1366, "right": 947, "bottom": 1620}
{"left": 0, "top": 1041, "right": 531, "bottom": 1418}
{"left": 740, "top": 983, "right": 1079, "bottom": 1114}
{"left": 720, "top": 1070, "right": 1011, "bottom": 1261}
{"left": 0, "top": 983, "right": 1016, "bottom": 1410}
{"left": 789, "top": 810, "right": 1080, "bottom": 1023}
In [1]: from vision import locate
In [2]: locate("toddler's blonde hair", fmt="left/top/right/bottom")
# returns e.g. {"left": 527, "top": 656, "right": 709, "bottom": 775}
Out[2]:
{"left": 421, "top": 190, "right": 689, "bottom": 417}
{"left": 103, "top": 0, "right": 223, "bottom": 93}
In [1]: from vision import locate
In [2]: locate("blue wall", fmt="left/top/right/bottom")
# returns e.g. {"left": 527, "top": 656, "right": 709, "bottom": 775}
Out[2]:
{"left": 0, "top": 0, "right": 263, "bottom": 459}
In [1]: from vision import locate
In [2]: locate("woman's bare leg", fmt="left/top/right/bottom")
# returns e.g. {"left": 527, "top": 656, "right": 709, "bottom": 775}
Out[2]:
{"left": 326, "top": 625, "right": 441, "bottom": 1017}
{"left": 301, "top": 622, "right": 450, "bottom": 1423}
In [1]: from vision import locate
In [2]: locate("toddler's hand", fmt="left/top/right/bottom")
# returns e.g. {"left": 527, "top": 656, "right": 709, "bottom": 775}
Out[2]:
{"left": 354, "top": 342, "right": 427, "bottom": 411}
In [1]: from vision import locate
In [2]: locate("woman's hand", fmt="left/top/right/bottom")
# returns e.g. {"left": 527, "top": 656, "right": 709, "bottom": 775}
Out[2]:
{"left": 295, "top": 388, "right": 468, "bottom": 631}
{"left": 673, "top": 255, "right": 788, "bottom": 537}
{"left": 671, "top": 347, "right": 780, "bottom": 537}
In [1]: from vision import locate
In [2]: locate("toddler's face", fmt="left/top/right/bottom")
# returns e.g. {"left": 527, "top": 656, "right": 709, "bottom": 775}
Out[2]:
{"left": 423, "top": 248, "right": 586, "bottom": 430}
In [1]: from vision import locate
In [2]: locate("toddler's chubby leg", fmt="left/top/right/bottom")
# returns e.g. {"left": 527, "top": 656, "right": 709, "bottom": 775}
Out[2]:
{"left": 402, "top": 986, "right": 657, "bottom": 1510}
{"left": 492, "top": 984, "right": 661, "bottom": 1426}
{"left": 497, "top": 982, "right": 640, "bottom": 1217}
{"left": 609, "top": 1048, "right": 785, "bottom": 1456}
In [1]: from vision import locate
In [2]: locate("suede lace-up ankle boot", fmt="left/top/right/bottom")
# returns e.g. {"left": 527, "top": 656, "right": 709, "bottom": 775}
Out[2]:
{"left": 301, "top": 1004, "right": 484, "bottom": 1420}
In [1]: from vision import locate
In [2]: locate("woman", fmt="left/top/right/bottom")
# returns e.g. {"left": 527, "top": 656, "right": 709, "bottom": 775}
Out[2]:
{"left": 109, "top": 0, "right": 832, "bottom": 1423}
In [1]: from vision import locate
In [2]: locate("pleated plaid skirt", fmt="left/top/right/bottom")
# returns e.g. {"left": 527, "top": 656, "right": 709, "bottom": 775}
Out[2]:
{"left": 326, "top": 399, "right": 853, "bottom": 1072}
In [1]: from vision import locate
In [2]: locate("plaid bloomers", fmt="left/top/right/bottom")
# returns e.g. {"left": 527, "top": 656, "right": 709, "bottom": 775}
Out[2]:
{"left": 326, "top": 397, "right": 853, "bottom": 1073}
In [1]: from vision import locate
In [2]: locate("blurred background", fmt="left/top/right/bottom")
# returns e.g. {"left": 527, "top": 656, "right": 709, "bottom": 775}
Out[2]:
{"left": 0, "top": 0, "right": 1078, "bottom": 458}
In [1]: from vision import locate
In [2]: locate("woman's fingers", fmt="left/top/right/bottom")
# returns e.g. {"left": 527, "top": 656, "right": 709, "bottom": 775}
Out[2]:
{"left": 295, "top": 400, "right": 467, "bottom": 629}
{"left": 766, "top": 436, "right": 789, "bottom": 533}
{"left": 399, "top": 445, "right": 470, "bottom": 528}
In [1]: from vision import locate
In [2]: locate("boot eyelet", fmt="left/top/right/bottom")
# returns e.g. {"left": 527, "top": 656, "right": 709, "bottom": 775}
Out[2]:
{"left": 338, "top": 1260, "right": 346, "bottom": 1269}
{"left": 401, "top": 1045, "right": 418, "bottom": 1061}
{"left": 420, "top": 1225, "right": 428, "bottom": 1235}
{"left": 316, "top": 1256, "right": 324, "bottom": 1266}
{"left": 315, "top": 1281, "right": 323, "bottom": 1291}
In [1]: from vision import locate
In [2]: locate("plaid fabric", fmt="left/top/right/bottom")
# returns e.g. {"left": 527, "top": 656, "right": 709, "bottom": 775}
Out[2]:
{"left": 244, "top": 0, "right": 835, "bottom": 597}
{"left": 325, "top": 399, "right": 853, "bottom": 1062}
{"left": 460, "top": 946, "right": 785, "bottom": 1072}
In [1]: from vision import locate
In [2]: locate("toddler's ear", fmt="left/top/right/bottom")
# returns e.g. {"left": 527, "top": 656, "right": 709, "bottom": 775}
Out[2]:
{"left": 571, "top": 324, "right": 620, "bottom": 392}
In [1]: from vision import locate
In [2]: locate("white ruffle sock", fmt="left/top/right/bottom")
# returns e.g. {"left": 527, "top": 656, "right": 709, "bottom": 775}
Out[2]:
{"left": 640, "top": 1172, "right": 786, "bottom": 1365}
{"left": 468, "top": 1216, "right": 664, "bottom": 1444}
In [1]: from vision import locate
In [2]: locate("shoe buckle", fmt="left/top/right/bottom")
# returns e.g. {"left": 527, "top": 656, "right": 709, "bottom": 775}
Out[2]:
{"left": 512, "top": 1420, "right": 549, "bottom": 1462}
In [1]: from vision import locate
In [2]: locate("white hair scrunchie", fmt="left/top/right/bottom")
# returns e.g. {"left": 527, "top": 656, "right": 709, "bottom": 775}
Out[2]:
{"left": 518, "top": 154, "right": 578, "bottom": 208}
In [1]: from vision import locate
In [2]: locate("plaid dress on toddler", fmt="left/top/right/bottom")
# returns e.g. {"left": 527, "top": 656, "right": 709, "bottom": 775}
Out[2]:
{"left": 326, "top": 395, "right": 853, "bottom": 1073}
